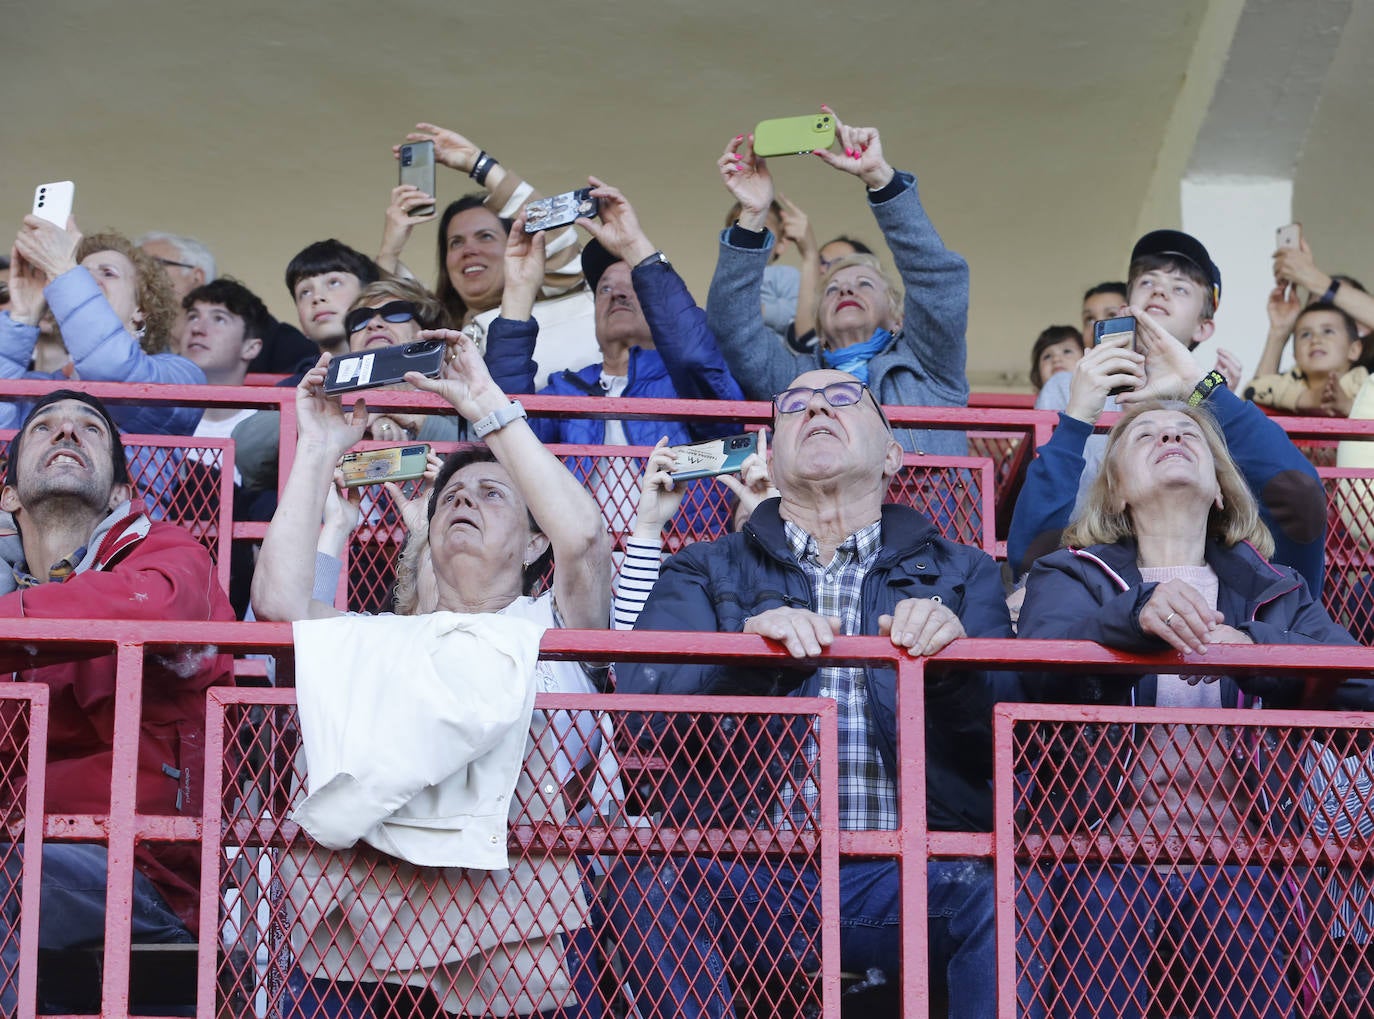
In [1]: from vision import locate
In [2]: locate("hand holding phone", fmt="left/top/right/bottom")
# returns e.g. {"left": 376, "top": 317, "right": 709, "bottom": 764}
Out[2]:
{"left": 398, "top": 141, "right": 436, "bottom": 217}
{"left": 1093, "top": 316, "right": 1138, "bottom": 397}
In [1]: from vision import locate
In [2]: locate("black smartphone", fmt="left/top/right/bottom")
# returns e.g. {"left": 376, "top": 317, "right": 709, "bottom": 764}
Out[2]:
{"left": 1093, "top": 315, "right": 1137, "bottom": 350}
{"left": 668, "top": 432, "right": 760, "bottom": 481}
{"left": 323, "top": 340, "right": 445, "bottom": 395}
{"left": 399, "top": 141, "right": 436, "bottom": 217}
{"left": 524, "top": 188, "right": 599, "bottom": 233}
{"left": 1093, "top": 315, "right": 1138, "bottom": 397}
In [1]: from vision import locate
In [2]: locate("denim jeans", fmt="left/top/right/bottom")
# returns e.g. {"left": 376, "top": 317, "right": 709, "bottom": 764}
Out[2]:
{"left": 607, "top": 856, "right": 996, "bottom": 1018}
{"left": 1048, "top": 863, "right": 1296, "bottom": 1019}
{"left": 0, "top": 842, "right": 193, "bottom": 1013}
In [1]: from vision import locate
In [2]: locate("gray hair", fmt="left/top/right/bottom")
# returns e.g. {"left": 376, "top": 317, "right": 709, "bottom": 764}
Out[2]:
{"left": 135, "top": 231, "right": 217, "bottom": 281}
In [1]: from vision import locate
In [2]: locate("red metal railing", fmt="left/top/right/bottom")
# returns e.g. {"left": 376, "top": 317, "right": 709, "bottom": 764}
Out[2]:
{"left": 3, "top": 621, "right": 1374, "bottom": 1016}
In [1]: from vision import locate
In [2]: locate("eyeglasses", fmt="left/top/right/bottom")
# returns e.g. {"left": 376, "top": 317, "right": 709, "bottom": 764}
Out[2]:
{"left": 773, "top": 381, "right": 871, "bottom": 414}
{"left": 153, "top": 256, "right": 197, "bottom": 271}
{"left": 344, "top": 300, "right": 418, "bottom": 336}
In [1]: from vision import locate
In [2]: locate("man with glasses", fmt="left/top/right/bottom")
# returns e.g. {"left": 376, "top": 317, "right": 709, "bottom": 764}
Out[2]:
{"left": 138, "top": 231, "right": 315, "bottom": 373}
{"left": 611, "top": 368, "right": 1014, "bottom": 1018}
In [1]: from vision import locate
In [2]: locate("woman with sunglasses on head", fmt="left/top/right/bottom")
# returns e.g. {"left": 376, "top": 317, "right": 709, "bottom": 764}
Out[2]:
{"left": 344, "top": 277, "right": 536, "bottom": 443}
{"left": 708, "top": 106, "right": 970, "bottom": 456}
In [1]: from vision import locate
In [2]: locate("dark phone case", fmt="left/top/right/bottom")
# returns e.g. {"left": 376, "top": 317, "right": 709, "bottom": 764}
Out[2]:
{"left": 323, "top": 341, "right": 445, "bottom": 395}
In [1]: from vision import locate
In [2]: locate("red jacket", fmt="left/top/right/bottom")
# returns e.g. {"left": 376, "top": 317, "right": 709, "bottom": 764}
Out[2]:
{"left": 0, "top": 500, "right": 234, "bottom": 933}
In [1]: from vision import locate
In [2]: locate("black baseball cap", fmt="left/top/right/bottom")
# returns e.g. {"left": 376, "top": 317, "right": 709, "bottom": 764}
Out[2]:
{"left": 580, "top": 239, "right": 619, "bottom": 293}
{"left": 1130, "top": 230, "right": 1222, "bottom": 310}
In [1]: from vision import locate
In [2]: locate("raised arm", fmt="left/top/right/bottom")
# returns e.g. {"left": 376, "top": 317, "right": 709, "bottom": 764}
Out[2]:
{"left": 407, "top": 330, "right": 612, "bottom": 630}
{"left": 815, "top": 106, "right": 970, "bottom": 403}
{"left": 251, "top": 355, "right": 367, "bottom": 622}
{"left": 706, "top": 134, "right": 812, "bottom": 399}
{"left": 398, "top": 122, "right": 584, "bottom": 292}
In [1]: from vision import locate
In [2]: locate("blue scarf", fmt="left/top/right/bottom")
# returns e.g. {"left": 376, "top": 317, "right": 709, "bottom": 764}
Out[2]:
{"left": 819, "top": 328, "right": 893, "bottom": 384}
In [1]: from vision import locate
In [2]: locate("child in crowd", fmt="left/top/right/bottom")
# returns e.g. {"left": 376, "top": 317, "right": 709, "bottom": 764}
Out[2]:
{"left": 1028, "top": 324, "right": 1083, "bottom": 393}
{"left": 1245, "top": 301, "right": 1367, "bottom": 416}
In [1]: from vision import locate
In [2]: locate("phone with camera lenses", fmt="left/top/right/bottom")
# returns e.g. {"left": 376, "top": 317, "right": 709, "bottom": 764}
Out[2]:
{"left": 668, "top": 432, "right": 760, "bottom": 481}
{"left": 523, "top": 188, "right": 599, "bottom": 233}
{"left": 324, "top": 340, "right": 445, "bottom": 395}
{"left": 753, "top": 114, "right": 836, "bottom": 157}
{"left": 399, "top": 141, "right": 436, "bottom": 217}
{"left": 32, "top": 181, "right": 75, "bottom": 228}
{"left": 1276, "top": 223, "right": 1302, "bottom": 251}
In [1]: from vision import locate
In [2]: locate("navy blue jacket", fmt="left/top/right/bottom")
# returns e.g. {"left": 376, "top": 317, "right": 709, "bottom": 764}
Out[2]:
{"left": 484, "top": 257, "right": 743, "bottom": 446}
{"left": 620, "top": 499, "right": 1017, "bottom": 833}
{"left": 1019, "top": 538, "right": 1368, "bottom": 710}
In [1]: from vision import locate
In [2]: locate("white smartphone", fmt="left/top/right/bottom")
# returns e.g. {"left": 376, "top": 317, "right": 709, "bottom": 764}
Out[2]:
{"left": 32, "top": 181, "right": 75, "bottom": 228}
{"left": 1276, "top": 222, "right": 1302, "bottom": 251}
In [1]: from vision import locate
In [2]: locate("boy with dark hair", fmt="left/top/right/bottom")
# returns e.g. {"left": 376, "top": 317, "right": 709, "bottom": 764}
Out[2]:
{"left": 1011, "top": 229, "right": 1327, "bottom": 593}
{"left": 284, "top": 239, "right": 383, "bottom": 361}
{"left": 1081, "top": 280, "right": 1129, "bottom": 338}
{"left": 180, "top": 278, "right": 271, "bottom": 386}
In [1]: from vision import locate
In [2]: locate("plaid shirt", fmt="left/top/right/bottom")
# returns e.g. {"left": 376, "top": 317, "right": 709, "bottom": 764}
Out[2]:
{"left": 12, "top": 546, "right": 87, "bottom": 588}
{"left": 783, "top": 519, "right": 898, "bottom": 831}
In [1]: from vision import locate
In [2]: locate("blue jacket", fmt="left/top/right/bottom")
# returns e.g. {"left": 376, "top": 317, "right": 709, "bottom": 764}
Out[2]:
{"left": 1019, "top": 537, "right": 1367, "bottom": 710}
{"left": 1007, "top": 387, "right": 1328, "bottom": 593}
{"left": 619, "top": 499, "right": 1017, "bottom": 833}
{"left": 706, "top": 171, "right": 969, "bottom": 456}
{"left": 0, "top": 267, "right": 205, "bottom": 435}
{"left": 485, "top": 257, "right": 744, "bottom": 447}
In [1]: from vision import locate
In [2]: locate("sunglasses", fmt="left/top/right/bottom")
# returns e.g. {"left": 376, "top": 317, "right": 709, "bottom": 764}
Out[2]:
{"left": 344, "top": 300, "right": 418, "bottom": 336}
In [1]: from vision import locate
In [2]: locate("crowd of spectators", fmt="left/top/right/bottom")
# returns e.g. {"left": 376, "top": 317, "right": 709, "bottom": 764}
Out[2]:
{"left": 2, "top": 106, "right": 1373, "bottom": 1017}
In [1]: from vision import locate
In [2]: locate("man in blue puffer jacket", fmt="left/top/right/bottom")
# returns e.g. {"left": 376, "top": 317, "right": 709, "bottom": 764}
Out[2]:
{"left": 483, "top": 177, "right": 744, "bottom": 448}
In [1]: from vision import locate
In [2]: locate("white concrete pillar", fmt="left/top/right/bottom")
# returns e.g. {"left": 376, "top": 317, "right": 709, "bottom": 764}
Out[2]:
{"left": 1180, "top": 176, "right": 1293, "bottom": 381}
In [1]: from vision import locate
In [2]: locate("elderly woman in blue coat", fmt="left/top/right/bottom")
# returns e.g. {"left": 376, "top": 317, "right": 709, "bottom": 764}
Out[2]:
{"left": 1018, "top": 398, "right": 1371, "bottom": 1019}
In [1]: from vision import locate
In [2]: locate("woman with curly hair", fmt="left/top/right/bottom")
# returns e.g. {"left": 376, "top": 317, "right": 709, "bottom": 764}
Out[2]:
{"left": 1, "top": 218, "right": 204, "bottom": 434}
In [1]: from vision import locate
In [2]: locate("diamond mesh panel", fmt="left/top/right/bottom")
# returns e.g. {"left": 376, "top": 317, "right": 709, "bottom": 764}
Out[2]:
{"left": 0, "top": 692, "right": 36, "bottom": 1012}
{"left": 208, "top": 693, "right": 837, "bottom": 1017}
{"left": 342, "top": 444, "right": 1000, "bottom": 609}
{"left": 1321, "top": 468, "right": 1374, "bottom": 645}
{"left": 1004, "top": 706, "right": 1374, "bottom": 1019}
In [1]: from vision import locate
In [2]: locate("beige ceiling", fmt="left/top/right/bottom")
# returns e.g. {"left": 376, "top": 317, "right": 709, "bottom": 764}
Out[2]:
{"left": 4, "top": 0, "right": 1369, "bottom": 389}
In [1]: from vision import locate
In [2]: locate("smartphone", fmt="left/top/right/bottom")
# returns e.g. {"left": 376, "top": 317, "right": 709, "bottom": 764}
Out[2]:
{"left": 753, "top": 113, "right": 836, "bottom": 157}
{"left": 1093, "top": 315, "right": 1138, "bottom": 397}
{"left": 323, "top": 339, "right": 445, "bottom": 395}
{"left": 1276, "top": 222, "right": 1302, "bottom": 251}
{"left": 339, "top": 444, "right": 431, "bottom": 488}
{"left": 523, "top": 188, "right": 599, "bottom": 233}
{"left": 668, "top": 432, "right": 760, "bottom": 481}
{"left": 398, "top": 141, "right": 436, "bottom": 217}
{"left": 32, "top": 181, "right": 75, "bottom": 228}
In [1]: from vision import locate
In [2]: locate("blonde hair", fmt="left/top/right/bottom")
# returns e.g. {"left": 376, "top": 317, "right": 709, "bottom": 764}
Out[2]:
{"left": 350, "top": 277, "right": 451, "bottom": 331}
{"left": 75, "top": 232, "right": 177, "bottom": 354}
{"left": 1063, "top": 400, "right": 1274, "bottom": 557}
{"left": 815, "top": 253, "right": 903, "bottom": 349}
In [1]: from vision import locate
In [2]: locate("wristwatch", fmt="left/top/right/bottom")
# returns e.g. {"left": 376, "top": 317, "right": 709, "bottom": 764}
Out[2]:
{"left": 1320, "top": 278, "right": 1342, "bottom": 305}
{"left": 1187, "top": 370, "right": 1228, "bottom": 407}
{"left": 634, "top": 250, "right": 670, "bottom": 271}
{"left": 472, "top": 400, "right": 527, "bottom": 438}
